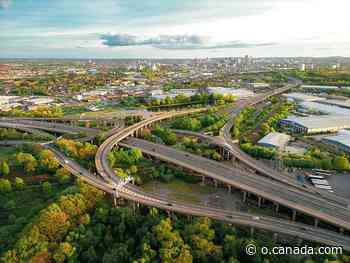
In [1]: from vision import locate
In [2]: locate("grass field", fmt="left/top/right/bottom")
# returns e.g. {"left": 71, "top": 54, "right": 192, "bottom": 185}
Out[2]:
{"left": 142, "top": 178, "right": 216, "bottom": 204}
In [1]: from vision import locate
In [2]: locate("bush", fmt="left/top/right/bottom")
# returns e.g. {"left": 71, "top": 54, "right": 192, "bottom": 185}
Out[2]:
{"left": 0, "top": 179, "right": 12, "bottom": 193}
{"left": 14, "top": 177, "right": 25, "bottom": 190}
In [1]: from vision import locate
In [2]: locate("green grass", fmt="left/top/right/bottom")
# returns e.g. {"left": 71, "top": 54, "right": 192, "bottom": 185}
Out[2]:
{"left": 142, "top": 178, "right": 216, "bottom": 205}
{"left": 168, "top": 192, "right": 201, "bottom": 204}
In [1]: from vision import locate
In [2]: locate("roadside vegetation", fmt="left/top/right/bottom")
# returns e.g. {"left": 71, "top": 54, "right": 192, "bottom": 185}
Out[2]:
{"left": 0, "top": 106, "right": 64, "bottom": 118}
{"left": 120, "top": 93, "right": 235, "bottom": 110}
{"left": 1, "top": 179, "right": 347, "bottom": 263}
{"left": 0, "top": 128, "right": 54, "bottom": 141}
{"left": 288, "top": 69, "right": 350, "bottom": 87}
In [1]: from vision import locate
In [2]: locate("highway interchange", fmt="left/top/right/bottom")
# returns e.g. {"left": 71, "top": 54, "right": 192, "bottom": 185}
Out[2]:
{"left": 2, "top": 86, "right": 350, "bottom": 249}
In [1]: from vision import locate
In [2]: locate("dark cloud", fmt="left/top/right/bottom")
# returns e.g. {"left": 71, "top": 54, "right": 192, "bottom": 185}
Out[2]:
{"left": 100, "top": 33, "right": 275, "bottom": 50}
{"left": 0, "top": 0, "right": 10, "bottom": 9}
{"left": 100, "top": 34, "right": 207, "bottom": 48}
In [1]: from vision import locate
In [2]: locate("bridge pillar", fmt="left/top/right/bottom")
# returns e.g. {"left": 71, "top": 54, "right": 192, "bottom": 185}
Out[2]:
{"left": 292, "top": 210, "right": 297, "bottom": 221}
{"left": 340, "top": 228, "right": 344, "bottom": 234}
{"left": 258, "top": 196, "right": 262, "bottom": 208}
{"left": 273, "top": 233, "right": 278, "bottom": 242}
{"left": 228, "top": 185, "right": 232, "bottom": 194}
{"left": 243, "top": 191, "right": 247, "bottom": 203}
{"left": 250, "top": 227, "right": 255, "bottom": 237}
{"left": 201, "top": 176, "right": 206, "bottom": 185}
{"left": 214, "top": 180, "right": 218, "bottom": 188}
{"left": 275, "top": 203, "right": 280, "bottom": 214}
{"left": 314, "top": 219, "right": 319, "bottom": 228}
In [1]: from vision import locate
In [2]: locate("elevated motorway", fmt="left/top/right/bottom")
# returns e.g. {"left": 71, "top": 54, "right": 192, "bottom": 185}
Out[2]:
{"left": 121, "top": 137, "right": 350, "bottom": 231}
{"left": 221, "top": 88, "right": 350, "bottom": 206}
{"left": 47, "top": 144, "right": 350, "bottom": 249}
{"left": 0, "top": 119, "right": 99, "bottom": 135}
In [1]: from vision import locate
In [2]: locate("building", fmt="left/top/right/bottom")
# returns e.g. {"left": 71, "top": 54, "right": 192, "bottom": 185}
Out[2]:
{"left": 283, "top": 92, "right": 325, "bottom": 102}
{"left": 301, "top": 85, "right": 340, "bottom": 90}
{"left": 150, "top": 89, "right": 198, "bottom": 100}
{"left": 323, "top": 130, "right": 350, "bottom": 153}
{"left": 258, "top": 132, "right": 291, "bottom": 150}
{"left": 280, "top": 115, "right": 350, "bottom": 134}
{"left": 246, "top": 83, "right": 270, "bottom": 89}
{"left": 207, "top": 87, "right": 254, "bottom": 98}
{"left": 25, "top": 97, "right": 54, "bottom": 106}
{"left": 0, "top": 96, "right": 22, "bottom": 105}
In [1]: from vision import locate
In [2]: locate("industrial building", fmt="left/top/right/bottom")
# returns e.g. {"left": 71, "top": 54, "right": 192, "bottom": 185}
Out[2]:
{"left": 150, "top": 89, "right": 198, "bottom": 100}
{"left": 206, "top": 87, "right": 255, "bottom": 98}
{"left": 283, "top": 92, "right": 325, "bottom": 102}
{"left": 257, "top": 132, "right": 291, "bottom": 150}
{"left": 323, "top": 130, "right": 350, "bottom": 153}
{"left": 280, "top": 115, "right": 350, "bottom": 134}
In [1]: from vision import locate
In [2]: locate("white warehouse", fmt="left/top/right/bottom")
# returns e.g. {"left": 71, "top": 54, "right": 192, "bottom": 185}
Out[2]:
{"left": 280, "top": 115, "right": 350, "bottom": 134}
{"left": 258, "top": 132, "right": 291, "bottom": 150}
{"left": 323, "top": 130, "right": 350, "bottom": 153}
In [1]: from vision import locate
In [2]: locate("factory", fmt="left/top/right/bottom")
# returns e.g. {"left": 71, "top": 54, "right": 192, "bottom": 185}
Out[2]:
{"left": 323, "top": 130, "right": 350, "bottom": 153}
{"left": 283, "top": 92, "right": 325, "bottom": 102}
{"left": 280, "top": 115, "right": 350, "bottom": 134}
{"left": 258, "top": 132, "right": 291, "bottom": 150}
{"left": 206, "top": 87, "right": 255, "bottom": 98}
{"left": 150, "top": 89, "right": 198, "bottom": 100}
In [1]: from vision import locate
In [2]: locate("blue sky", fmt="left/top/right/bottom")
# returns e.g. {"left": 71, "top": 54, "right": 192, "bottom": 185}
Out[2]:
{"left": 1, "top": 0, "right": 350, "bottom": 58}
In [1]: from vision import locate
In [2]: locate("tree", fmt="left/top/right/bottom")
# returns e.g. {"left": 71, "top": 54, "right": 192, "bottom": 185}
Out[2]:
{"left": 42, "top": 182, "right": 52, "bottom": 195}
{"left": 53, "top": 242, "right": 76, "bottom": 263}
{"left": 153, "top": 218, "right": 193, "bottom": 263}
{"left": 212, "top": 152, "right": 222, "bottom": 161}
{"left": 15, "top": 153, "right": 38, "bottom": 173}
{"left": 55, "top": 168, "right": 71, "bottom": 184}
{"left": 0, "top": 179, "right": 12, "bottom": 193}
{"left": 102, "top": 244, "right": 130, "bottom": 263}
{"left": 38, "top": 149, "right": 60, "bottom": 172}
{"left": 0, "top": 161, "right": 10, "bottom": 176}
{"left": 333, "top": 156, "right": 350, "bottom": 171}
{"left": 184, "top": 217, "right": 222, "bottom": 262}
{"left": 14, "top": 177, "right": 25, "bottom": 190}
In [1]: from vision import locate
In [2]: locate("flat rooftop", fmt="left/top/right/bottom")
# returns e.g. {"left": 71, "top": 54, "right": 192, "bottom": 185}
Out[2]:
{"left": 283, "top": 115, "right": 350, "bottom": 130}
{"left": 258, "top": 132, "right": 291, "bottom": 148}
{"left": 323, "top": 130, "right": 350, "bottom": 149}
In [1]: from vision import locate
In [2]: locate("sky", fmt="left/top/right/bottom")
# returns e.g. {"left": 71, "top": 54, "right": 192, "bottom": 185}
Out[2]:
{"left": 1, "top": 0, "right": 350, "bottom": 58}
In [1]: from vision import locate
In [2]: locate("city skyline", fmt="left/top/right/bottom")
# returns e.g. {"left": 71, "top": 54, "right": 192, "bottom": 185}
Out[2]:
{"left": 1, "top": 0, "right": 350, "bottom": 58}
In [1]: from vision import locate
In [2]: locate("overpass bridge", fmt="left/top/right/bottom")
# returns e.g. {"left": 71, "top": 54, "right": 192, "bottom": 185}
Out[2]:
{"left": 48, "top": 145, "right": 350, "bottom": 250}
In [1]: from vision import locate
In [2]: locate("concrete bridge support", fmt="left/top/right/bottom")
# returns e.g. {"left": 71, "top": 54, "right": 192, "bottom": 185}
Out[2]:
{"left": 250, "top": 227, "right": 255, "bottom": 236}
{"left": 243, "top": 191, "right": 247, "bottom": 203}
{"left": 275, "top": 203, "right": 280, "bottom": 214}
{"left": 314, "top": 219, "right": 319, "bottom": 228}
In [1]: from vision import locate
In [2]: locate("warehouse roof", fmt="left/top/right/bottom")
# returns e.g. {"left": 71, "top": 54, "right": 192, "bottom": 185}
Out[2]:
{"left": 258, "top": 132, "right": 291, "bottom": 149}
{"left": 283, "top": 92, "right": 325, "bottom": 102}
{"left": 282, "top": 115, "right": 350, "bottom": 130}
{"left": 323, "top": 130, "right": 350, "bottom": 149}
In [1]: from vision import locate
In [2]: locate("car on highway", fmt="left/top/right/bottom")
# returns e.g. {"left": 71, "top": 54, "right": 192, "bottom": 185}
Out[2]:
{"left": 166, "top": 203, "right": 173, "bottom": 206}
{"left": 64, "top": 160, "right": 69, "bottom": 164}
{"left": 252, "top": 216, "right": 260, "bottom": 220}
